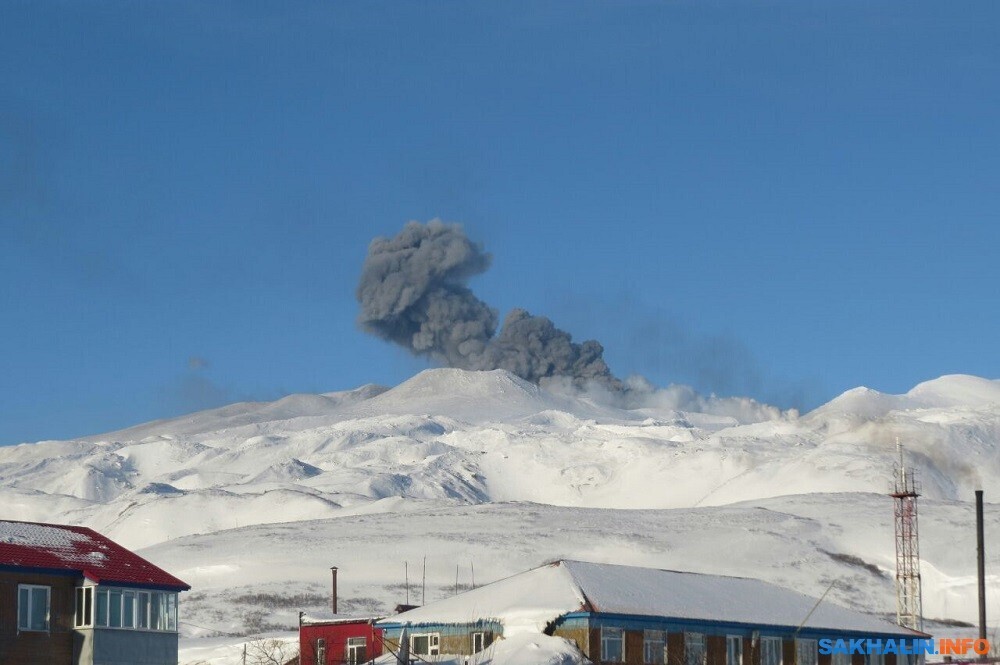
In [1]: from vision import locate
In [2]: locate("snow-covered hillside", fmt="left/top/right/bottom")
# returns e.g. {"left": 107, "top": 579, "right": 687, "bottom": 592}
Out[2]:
{"left": 2, "top": 369, "right": 999, "bottom": 650}
{"left": 147, "top": 496, "right": 1000, "bottom": 630}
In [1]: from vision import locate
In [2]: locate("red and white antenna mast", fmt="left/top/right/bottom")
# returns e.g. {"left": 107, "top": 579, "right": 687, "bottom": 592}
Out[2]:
{"left": 891, "top": 438, "right": 923, "bottom": 631}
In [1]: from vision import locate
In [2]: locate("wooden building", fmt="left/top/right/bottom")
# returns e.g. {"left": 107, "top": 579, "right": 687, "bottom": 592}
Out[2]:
{"left": 298, "top": 613, "right": 384, "bottom": 665}
{"left": 0, "top": 519, "right": 190, "bottom": 665}
{"left": 378, "top": 560, "right": 929, "bottom": 665}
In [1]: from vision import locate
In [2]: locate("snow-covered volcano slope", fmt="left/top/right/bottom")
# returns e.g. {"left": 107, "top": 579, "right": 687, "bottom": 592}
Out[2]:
{"left": 2, "top": 369, "right": 998, "bottom": 544}
{"left": 152, "top": 495, "right": 998, "bottom": 638}
{"left": 2, "top": 369, "right": 999, "bottom": 632}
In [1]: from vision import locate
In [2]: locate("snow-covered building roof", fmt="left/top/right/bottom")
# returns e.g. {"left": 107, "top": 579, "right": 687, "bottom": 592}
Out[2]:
{"left": 380, "top": 560, "right": 922, "bottom": 638}
{"left": 0, "top": 519, "right": 190, "bottom": 591}
{"left": 301, "top": 611, "right": 383, "bottom": 626}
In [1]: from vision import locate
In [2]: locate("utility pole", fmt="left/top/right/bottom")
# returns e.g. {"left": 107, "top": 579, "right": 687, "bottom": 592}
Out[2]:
{"left": 976, "top": 490, "right": 987, "bottom": 661}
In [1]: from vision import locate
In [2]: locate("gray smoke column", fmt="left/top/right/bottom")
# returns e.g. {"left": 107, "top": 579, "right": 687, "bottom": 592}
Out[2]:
{"left": 357, "top": 220, "right": 621, "bottom": 388}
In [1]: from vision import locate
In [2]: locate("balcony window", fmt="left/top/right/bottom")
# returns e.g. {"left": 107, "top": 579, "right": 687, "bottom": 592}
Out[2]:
{"left": 92, "top": 587, "right": 178, "bottom": 631}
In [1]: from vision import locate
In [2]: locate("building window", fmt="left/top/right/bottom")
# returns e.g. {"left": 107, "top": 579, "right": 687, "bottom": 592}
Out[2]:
{"left": 109, "top": 589, "right": 123, "bottom": 626}
{"left": 727, "top": 636, "right": 743, "bottom": 665}
{"left": 411, "top": 633, "right": 440, "bottom": 656}
{"left": 93, "top": 587, "right": 177, "bottom": 631}
{"left": 473, "top": 632, "right": 487, "bottom": 653}
{"left": 122, "top": 591, "right": 136, "bottom": 628}
{"left": 832, "top": 654, "right": 851, "bottom": 665}
{"left": 137, "top": 592, "right": 150, "bottom": 629}
{"left": 152, "top": 591, "right": 177, "bottom": 631}
{"left": 686, "top": 633, "right": 707, "bottom": 665}
{"left": 96, "top": 587, "right": 108, "bottom": 626}
{"left": 347, "top": 636, "right": 367, "bottom": 664}
{"left": 796, "top": 640, "right": 817, "bottom": 665}
{"left": 644, "top": 630, "right": 666, "bottom": 664}
{"left": 75, "top": 587, "right": 94, "bottom": 627}
{"left": 18, "top": 584, "right": 50, "bottom": 632}
{"left": 602, "top": 627, "right": 625, "bottom": 662}
{"left": 316, "top": 638, "right": 327, "bottom": 664}
{"left": 761, "top": 638, "right": 783, "bottom": 665}
{"left": 865, "top": 654, "right": 884, "bottom": 665}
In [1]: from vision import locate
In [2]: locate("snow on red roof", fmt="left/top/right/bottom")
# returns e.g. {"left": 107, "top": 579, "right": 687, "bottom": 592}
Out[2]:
{"left": 0, "top": 520, "right": 190, "bottom": 591}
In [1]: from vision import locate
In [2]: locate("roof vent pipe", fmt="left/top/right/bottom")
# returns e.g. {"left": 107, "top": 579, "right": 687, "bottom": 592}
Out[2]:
{"left": 331, "top": 566, "right": 338, "bottom": 615}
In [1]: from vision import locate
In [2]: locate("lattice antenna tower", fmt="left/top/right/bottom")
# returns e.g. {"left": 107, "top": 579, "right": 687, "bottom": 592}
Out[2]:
{"left": 890, "top": 437, "right": 923, "bottom": 631}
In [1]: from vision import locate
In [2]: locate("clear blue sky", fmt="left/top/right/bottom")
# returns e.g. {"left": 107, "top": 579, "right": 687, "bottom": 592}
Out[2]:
{"left": 2, "top": 2, "right": 998, "bottom": 445}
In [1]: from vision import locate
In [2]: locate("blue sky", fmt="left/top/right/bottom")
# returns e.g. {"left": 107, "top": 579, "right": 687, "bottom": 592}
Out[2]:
{"left": 2, "top": 2, "right": 998, "bottom": 445}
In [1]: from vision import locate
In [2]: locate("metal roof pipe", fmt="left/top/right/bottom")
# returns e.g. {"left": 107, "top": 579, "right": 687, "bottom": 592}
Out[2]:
{"left": 976, "top": 491, "right": 986, "bottom": 659}
{"left": 331, "top": 566, "right": 339, "bottom": 615}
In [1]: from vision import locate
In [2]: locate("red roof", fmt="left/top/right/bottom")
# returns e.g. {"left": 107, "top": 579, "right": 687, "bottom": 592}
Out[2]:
{"left": 0, "top": 520, "right": 190, "bottom": 591}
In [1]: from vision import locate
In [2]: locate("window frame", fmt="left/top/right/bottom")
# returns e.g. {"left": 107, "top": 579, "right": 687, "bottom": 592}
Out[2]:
{"left": 122, "top": 590, "right": 136, "bottom": 629}
{"left": 643, "top": 629, "right": 666, "bottom": 665}
{"left": 472, "top": 631, "right": 487, "bottom": 654}
{"left": 761, "top": 637, "right": 783, "bottom": 665}
{"left": 685, "top": 632, "right": 707, "bottom": 665}
{"left": 796, "top": 639, "right": 817, "bottom": 665}
{"left": 137, "top": 591, "right": 150, "bottom": 629}
{"left": 91, "top": 587, "right": 178, "bottom": 632}
{"left": 831, "top": 653, "right": 851, "bottom": 665}
{"left": 17, "top": 584, "right": 51, "bottom": 632}
{"left": 601, "top": 627, "right": 625, "bottom": 663}
{"left": 75, "top": 586, "right": 94, "bottom": 628}
{"left": 347, "top": 636, "right": 367, "bottom": 664}
{"left": 727, "top": 636, "right": 743, "bottom": 665}
{"left": 109, "top": 588, "right": 123, "bottom": 627}
{"left": 411, "top": 633, "right": 440, "bottom": 656}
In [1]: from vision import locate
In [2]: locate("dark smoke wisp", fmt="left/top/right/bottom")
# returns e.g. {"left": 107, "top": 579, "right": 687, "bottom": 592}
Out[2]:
{"left": 357, "top": 220, "right": 621, "bottom": 389}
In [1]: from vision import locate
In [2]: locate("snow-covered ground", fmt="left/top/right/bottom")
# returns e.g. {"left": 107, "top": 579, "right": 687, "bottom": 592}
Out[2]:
{"left": 2, "top": 369, "right": 999, "bottom": 662}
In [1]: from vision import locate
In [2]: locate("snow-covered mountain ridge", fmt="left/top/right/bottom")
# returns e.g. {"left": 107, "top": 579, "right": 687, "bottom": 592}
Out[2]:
{"left": 2, "top": 369, "right": 999, "bottom": 638}
{"left": 4, "top": 370, "right": 998, "bottom": 545}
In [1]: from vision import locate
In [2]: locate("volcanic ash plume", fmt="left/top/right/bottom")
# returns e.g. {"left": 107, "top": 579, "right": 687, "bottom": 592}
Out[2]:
{"left": 356, "top": 220, "right": 621, "bottom": 388}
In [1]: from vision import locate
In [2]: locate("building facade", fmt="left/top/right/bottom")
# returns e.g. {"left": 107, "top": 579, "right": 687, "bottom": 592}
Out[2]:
{"left": 379, "top": 560, "right": 929, "bottom": 665}
{"left": 0, "top": 520, "right": 190, "bottom": 665}
{"left": 298, "top": 613, "right": 384, "bottom": 665}
{"left": 546, "top": 611, "right": 907, "bottom": 665}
